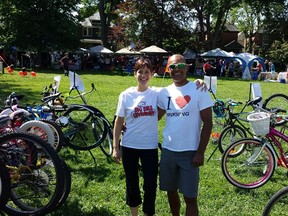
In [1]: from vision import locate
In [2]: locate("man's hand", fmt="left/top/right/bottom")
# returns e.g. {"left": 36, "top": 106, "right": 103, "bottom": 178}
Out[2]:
{"left": 192, "top": 151, "right": 205, "bottom": 167}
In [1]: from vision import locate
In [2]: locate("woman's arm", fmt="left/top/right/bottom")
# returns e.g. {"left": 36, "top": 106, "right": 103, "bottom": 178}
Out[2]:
{"left": 112, "top": 116, "right": 125, "bottom": 164}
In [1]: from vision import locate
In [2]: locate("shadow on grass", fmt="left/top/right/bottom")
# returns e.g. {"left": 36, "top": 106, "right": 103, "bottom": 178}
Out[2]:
{"left": 60, "top": 148, "right": 113, "bottom": 183}
{"left": 51, "top": 199, "right": 116, "bottom": 216}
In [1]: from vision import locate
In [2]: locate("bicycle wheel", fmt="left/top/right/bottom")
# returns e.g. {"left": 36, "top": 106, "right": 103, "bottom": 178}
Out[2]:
{"left": 263, "top": 186, "right": 288, "bottom": 216}
{"left": 263, "top": 93, "right": 288, "bottom": 125}
{"left": 48, "top": 159, "right": 71, "bottom": 213}
{"left": 18, "top": 120, "right": 55, "bottom": 147}
{"left": 218, "top": 125, "right": 247, "bottom": 155}
{"left": 61, "top": 105, "right": 108, "bottom": 150}
{"left": 0, "top": 160, "right": 10, "bottom": 211}
{"left": 221, "top": 138, "right": 276, "bottom": 189}
{"left": 100, "top": 124, "right": 113, "bottom": 157}
{"left": 1, "top": 132, "right": 65, "bottom": 216}
{"left": 39, "top": 119, "right": 64, "bottom": 152}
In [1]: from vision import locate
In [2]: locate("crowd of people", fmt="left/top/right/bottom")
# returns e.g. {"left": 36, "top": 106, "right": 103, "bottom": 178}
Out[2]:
{"left": 196, "top": 58, "right": 278, "bottom": 80}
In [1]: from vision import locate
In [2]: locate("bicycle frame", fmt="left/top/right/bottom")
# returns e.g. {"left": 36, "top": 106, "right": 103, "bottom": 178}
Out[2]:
{"left": 266, "top": 126, "right": 288, "bottom": 166}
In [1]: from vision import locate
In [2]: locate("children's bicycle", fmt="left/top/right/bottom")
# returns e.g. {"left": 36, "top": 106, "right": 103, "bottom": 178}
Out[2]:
{"left": 221, "top": 112, "right": 288, "bottom": 189}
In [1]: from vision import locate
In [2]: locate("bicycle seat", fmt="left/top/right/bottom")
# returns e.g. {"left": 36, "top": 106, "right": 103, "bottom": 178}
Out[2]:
{"left": 41, "top": 92, "right": 62, "bottom": 103}
{"left": 247, "top": 96, "right": 262, "bottom": 106}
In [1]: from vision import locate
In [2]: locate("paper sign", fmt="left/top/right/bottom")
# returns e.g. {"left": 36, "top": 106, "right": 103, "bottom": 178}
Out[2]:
{"left": 204, "top": 75, "right": 217, "bottom": 94}
{"left": 69, "top": 71, "right": 85, "bottom": 92}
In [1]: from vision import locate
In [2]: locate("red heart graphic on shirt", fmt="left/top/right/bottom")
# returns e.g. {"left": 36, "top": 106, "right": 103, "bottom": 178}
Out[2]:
{"left": 175, "top": 95, "right": 191, "bottom": 109}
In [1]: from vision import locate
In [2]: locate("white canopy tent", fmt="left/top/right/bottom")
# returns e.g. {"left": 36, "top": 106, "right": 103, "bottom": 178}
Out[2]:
{"left": 200, "top": 48, "right": 234, "bottom": 58}
{"left": 89, "top": 45, "right": 114, "bottom": 54}
{"left": 140, "top": 45, "right": 168, "bottom": 54}
{"left": 115, "top": 47, "right": 141, "bottom": 55}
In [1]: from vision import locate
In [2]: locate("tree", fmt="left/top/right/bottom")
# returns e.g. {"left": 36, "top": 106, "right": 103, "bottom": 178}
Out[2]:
{"left": 227, "top": 0, "right": 287, "bottom": 56}
{"left": 0, "top": 0, "right": 82, "bottom": 52}
{"left": 80, "top": 0, "right": 121, "bottom": 48}
{"left": 269, "top": 41, "right": 288, "bottom": 70}
{"left": 114, "top": 0, "right": 199, "bottom": 53}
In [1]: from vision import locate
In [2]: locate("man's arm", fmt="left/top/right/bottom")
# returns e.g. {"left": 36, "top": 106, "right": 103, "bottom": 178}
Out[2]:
{"left": 158, "top": 107, "right": 166, "bottom": 121}
{"left": 193, "top": 107, "right": 213, "bottom": 167}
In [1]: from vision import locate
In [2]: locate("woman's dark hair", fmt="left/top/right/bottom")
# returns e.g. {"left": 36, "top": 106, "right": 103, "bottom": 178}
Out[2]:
{"left": 134, "top": 58, "right": 153, "bottom": 72}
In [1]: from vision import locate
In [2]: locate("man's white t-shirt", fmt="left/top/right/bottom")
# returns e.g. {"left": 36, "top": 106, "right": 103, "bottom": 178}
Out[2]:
{"left": 116, "top": 87, "right": 159, "bottom": 149}
{"left": 158, "top": 81, "right": 213, "bottom": 152}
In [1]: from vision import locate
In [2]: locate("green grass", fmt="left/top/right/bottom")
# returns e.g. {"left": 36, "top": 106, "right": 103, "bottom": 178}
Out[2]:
{"left": 0, "top": 68, "right": 288, "bottom": 216}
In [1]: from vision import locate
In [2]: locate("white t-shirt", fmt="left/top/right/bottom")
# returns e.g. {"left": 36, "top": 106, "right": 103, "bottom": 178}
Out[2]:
{"left": 116, "top": 87, "right": 159, "bottom": 149}
{"left": 158, "top": 81, "right": 213, "bottom": 152}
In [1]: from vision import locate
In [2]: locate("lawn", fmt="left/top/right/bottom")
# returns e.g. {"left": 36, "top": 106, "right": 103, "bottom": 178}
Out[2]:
{"left": 0, "top": 68, "right": 287, "bottom": 216}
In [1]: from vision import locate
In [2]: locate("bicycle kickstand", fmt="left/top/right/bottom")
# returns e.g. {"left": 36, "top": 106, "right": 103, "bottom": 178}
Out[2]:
{"left": 88, "top": 149, "right": 97, "bottom": 165}
{"left": 207, "top": 144, "right": 219, "bottom": 162}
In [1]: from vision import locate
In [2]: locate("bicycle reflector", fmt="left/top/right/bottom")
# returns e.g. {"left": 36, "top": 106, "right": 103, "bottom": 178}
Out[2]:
{"left": 213, "top": 99, "right": 226, "bottom": 117}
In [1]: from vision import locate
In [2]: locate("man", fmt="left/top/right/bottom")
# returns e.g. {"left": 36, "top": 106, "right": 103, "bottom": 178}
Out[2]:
{"left": 203, "top": 60, "right": 215, "bottom": 76}
{"left": 158, "top": 54, "right": 213, "bottom": 216}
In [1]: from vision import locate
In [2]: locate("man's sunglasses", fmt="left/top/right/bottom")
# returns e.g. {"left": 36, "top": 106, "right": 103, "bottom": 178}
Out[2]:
{"left": 168, "top": 63, "right": 187, "bottom": 70}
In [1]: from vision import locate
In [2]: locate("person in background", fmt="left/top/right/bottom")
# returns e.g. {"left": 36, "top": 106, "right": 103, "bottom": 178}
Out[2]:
{"left": 157, "top": 54, "right": 213, "bottom": 216}
{"left": 264, "top": 60, "right": 270, "bottom": 72}
{"left": 60, "top": 53, "right": 69, "bottom": 76}
{"left": 269, "top": 61, "right": 276, "bottom": 79}
{"left": 203, "top": 60, "right": 215, "bottom": 76}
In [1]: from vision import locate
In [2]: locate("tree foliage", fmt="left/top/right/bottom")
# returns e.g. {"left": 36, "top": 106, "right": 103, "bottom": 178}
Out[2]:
{"left": 80, "top": 0, "right": 121, "bottom": 47}
{"left": 113, "top": 0, "right": 198, "bottom": 53}
{"left": 269, "top": 40, "right": 288, "bottom": 70}
{"left": 0, "top": 0, "right": 82, "bottom": 52}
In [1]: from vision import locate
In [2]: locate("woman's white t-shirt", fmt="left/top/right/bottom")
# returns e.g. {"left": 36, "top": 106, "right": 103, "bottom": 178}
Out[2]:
{"left": 116, "top": 87, "right": 159, "bottom": 149}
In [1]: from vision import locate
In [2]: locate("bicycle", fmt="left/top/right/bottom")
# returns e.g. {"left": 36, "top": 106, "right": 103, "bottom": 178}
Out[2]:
{"left": 0, "top": 160, "right": 10, "bottom": 211}
{"left": 217, "top": 96, "right": 262, "bottom": 154}
{"left": 262, "top": 185, "right": 288, "bottom": 216}
{"left": 37, "top": 75, "right": 114, "bottom": 158}
{"left": 0, "top": 132, "right": 71, "bottom": 216}
{"left": 3, "top": 79, "right": 114, "bottom": 158}
{"left": 207, "top": 96, "right": 262, "bottom": 162}
{"left": 0, "top": 102, "right": 56, "bottom": 148}
{"left": 262, "top": 93, "right": 288, "bottom": 126}
{"left": 221, "top": 112, "right": 288, "bottom": 189}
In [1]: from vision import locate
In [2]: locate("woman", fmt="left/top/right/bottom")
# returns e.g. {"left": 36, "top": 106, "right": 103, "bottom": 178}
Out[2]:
{"left": 113, "top": 58, "right": 158, "bottom": 216}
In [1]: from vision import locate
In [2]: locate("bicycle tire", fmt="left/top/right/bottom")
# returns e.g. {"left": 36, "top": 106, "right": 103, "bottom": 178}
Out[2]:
{"left": 262, "top": 93, "right": 288, "bottom": 126}
{"left": 62, "top": 105, "right": 108, "bottom": 150}
{"left": 48, "top": 159, "right": 71, "bottom": 213}
{"left": 39, "top": 119, "right": 64, "bottom": 152}
{"left": 218, "top": 125, "right": 247, "bottom": 155}
{"left": 100, "top": 124, "right": 113, "bottom": 157}
{"left": 221, "top": 138, "right": 276, "bottom": 189}
{"left": 1, "top": 132, "right": 65, "bottom": 216}
{"left": 0, "top": 160, "right": 10, "bottom": 211}
{"left": 262, "top": 186, "right": 288, "bottom": 216}
{"left": 18, "top": 120, "right": 55, "bottom": 147}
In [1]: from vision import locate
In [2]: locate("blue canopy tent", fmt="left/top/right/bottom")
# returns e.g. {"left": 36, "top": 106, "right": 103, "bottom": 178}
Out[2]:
{"left": 223, "top": 53, "right": 265, "bottom": 79}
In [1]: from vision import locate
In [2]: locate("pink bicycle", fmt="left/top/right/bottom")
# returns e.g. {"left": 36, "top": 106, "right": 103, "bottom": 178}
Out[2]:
{"left": 221, "top": 113, "right": 288, "bottom": 189}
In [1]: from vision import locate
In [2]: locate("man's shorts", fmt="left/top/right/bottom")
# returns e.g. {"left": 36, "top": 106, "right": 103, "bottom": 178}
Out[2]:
{"left": 159, "top": 148, "right": 199, "bottom": 198}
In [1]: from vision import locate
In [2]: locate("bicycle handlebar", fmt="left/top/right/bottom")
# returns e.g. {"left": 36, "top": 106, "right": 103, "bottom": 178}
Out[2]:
{"left": 65, "top": 83, "right": 96, "bottom": 101}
